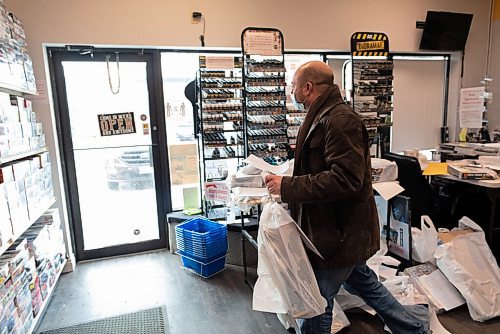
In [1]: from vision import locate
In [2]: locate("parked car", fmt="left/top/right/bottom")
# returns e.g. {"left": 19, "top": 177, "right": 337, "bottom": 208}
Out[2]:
{"left": 105, "top": 148, "right": 154, "bottom": 190}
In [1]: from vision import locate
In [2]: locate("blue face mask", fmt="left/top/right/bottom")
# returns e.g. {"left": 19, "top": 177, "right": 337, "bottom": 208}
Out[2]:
{"left": 291, "top": 84, "right": 307, "bottom": 111}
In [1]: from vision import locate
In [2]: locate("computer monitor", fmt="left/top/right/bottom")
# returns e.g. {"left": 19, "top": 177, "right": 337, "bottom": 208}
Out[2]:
{"left": 382, "top": 152, "right": 434, "bottom": 224}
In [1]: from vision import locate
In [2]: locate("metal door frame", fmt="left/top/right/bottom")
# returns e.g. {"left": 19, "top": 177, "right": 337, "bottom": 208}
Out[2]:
{"left": 48, "top": 48, "right": 170, "bottom": 261}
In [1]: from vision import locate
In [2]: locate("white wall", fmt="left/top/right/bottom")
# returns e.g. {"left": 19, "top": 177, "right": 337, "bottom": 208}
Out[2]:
{"left": 2, "top": 0, "right": 493, "bottom": 263}
{"left": 5, "top": 0, "right": 491, "bottom": 85}
{"left": 392, "top": 60, "right": 446, "bottom": 152}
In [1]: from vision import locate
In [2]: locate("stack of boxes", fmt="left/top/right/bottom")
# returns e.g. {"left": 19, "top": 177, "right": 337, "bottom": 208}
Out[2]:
{"left": 0, "top": 209, "right": 66, "bottom": 333}
{"left": 0, "top": 243, "right": 36, "bottom": 333}
{"left": 0, "top": 2, "right": 65, "bottom": 330}
{"left": 0, "top": 151, "right": 54, "bottom": 248}
{"left": 1, "top": 92, "right": 45, "bottom": 157}
{"left": 22, "top": 209, "right": 66, "bottom": 318}
{"left": 0, "top": 0, "right": 36, "bottom": 92}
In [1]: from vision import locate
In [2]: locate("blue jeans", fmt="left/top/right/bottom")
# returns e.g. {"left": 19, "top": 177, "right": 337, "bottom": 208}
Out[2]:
{"left": 300, "top": 262, "right": 430, "bottom": 334}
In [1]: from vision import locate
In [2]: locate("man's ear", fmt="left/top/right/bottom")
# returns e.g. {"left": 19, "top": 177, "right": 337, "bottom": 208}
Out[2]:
{"left": 305, "top": 81, "right": 311, "bottom": 93}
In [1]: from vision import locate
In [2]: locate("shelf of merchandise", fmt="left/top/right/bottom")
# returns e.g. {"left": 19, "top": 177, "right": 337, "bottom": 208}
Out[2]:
{"left": 0, "top": 147, "right": 48, "bottom": 165}
{"left": 286, "top": 111, "right": 306, "bottom": 147}
{"left": 0, "top": 197, "right": 56, "bottom": 257}
{"left": 198, "top": 55, "right": 245, "bottom": 218}
{"left": 1, "top": 3, "right": 67, "bottom": 332}
{"left": 240, "top": 27, "right": 287, "bottom": 289}
{"left": 27, "top": 258, "right": 67, "bottom": 334}
{"left": 351, "top": 58, "right": 394, "bottom": 157}
{"left": 242, "top": 59, "right": 289, "bottom": 165}
{"left": 0, "top": 82, "right": 37, "bottom": 97}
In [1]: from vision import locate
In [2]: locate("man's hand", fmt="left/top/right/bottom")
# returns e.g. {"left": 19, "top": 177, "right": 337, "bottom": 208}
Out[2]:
{"left": 264, "top": 174, "right": 283, "bottom": 196}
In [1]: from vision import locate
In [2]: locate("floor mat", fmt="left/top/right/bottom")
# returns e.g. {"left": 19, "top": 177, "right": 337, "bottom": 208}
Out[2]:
{"left": 38, "top": 307, "right": 168, "bottom": 334}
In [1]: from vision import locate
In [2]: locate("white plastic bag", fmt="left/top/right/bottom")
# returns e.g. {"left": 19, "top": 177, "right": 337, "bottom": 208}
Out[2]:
{"left": 372, "top": 158, "right": 398, "bottom": 182}
{"left": 331, "top": 300, "right": 350, "bottom": 333}
{"left": 277, "top": 300, "right": 351, "bottom": 334}
{"left": 252, "top": 201, "right": 327, "bottom": 318}
{"left": 435, "top": 216, "right": 500, "bottom": 322}
{"left": 412, "top": 215, "right": 438, "bottom": 265}
{"left": 252, "top": 217, "right": 287, "bottom": 314}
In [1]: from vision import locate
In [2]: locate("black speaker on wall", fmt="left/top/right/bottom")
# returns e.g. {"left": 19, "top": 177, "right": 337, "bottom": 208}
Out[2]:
{"left": 419, "top": 11, "right": 473, "bottom": 51}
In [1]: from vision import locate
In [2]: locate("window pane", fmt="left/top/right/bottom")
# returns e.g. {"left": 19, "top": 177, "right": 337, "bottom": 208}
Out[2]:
{"left": 161, "top": 53, "right": 201, "bottom": 211}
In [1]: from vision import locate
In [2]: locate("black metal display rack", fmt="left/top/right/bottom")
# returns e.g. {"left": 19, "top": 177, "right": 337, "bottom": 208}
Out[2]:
{"left": 350, "top": 32, "right": 394, "bottom": 157}
{"left": 286, "top": 110, "right": 305, "bottom": 150}
{"left": 241, "top": 27, "right": 289, "bottom": 165}
{"left": 238, "top": 27, "right": 288, "bottom": 288}
{"left": 197, "top": 55, "right": 244, "bottom": 219}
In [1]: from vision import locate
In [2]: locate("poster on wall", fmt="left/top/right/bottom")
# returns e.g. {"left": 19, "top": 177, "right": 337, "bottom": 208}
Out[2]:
{"left": 242, "top": 28, "right": 283, "bottom": 56}
{"left": 204, "top": 56, "right": 235, "bottom": 70}
{"left": 459, "top": 87, "right": 485, "bottom": 129}
{"left": 98, "top": 112, "right": 136, "bottom": 136}
{"left": 168, "top": 143, "right": 199, "bottom": 185}
{"left": 350, "top": 32, "right": 389, "bottom": 56}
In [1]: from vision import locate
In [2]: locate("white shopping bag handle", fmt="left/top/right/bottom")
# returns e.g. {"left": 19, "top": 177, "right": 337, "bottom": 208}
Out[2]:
{"left": 421, "top": 215, "right": 436, "bottom": 232}
{"left": 261, "top": 171, "right": 279, "bottom": 203}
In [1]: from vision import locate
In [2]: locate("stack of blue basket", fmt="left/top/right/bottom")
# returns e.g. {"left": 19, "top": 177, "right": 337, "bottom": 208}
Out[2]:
{"left": 175, "top": 218, "right": 228, "bottom": 278}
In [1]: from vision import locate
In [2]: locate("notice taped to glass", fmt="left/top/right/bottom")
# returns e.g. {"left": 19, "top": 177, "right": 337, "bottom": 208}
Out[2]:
{"left": 243, "top": 29, "right": 283, "bottom": 56}
{"left": 98, "top": 112, "right": 136, "bottom": 136}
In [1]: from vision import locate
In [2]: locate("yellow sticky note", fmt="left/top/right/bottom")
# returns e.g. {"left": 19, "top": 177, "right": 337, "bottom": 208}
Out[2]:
{"left": 423, "top": 162, "right": 449, "bottom": 176}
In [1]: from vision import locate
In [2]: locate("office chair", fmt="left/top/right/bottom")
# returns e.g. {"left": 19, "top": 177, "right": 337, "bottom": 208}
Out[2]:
{"left": 382, "top": 152, "right": 444, "bottom": 227}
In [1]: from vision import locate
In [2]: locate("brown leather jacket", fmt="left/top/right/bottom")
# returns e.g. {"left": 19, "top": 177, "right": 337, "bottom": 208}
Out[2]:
{"left": 281, "top": 84, "right": 379, "bottom": 268}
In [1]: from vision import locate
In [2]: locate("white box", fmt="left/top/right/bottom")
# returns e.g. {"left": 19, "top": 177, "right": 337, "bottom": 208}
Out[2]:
{"left": 0, "top": 165, "right": 14, "bottom": 183}
{"left": 11, "top": 160, "right": 31, "bottom": 180}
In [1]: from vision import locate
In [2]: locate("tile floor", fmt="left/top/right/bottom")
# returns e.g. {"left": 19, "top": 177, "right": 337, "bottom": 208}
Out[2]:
{"left": 35, "top": 250, "right": 500, "bottom": 334}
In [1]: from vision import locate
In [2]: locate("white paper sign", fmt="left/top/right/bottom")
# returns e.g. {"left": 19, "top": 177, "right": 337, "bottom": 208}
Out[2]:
{"left": 204, "top": 181, "right": 229, "bottom": 202}
{"left": 459, "top": 87, "right": 485, "bottom": 129}
{"left": 460, "top": 87, "right": 485, "bottom": 109}
{"left": 460, "top": 108, "right": 484, "bottom": 128}
{"left": 243, "top": 30, "right": 282, "bottom": 56}
{"left": 205, "top": 56, "right": 235, "bottom": 70}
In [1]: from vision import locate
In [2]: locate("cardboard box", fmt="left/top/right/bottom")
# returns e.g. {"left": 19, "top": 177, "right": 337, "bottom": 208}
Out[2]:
{"left": 34, "top": 123, "right": 43, "bottom": 136}
{"left": 438, "top": 228, "right": 474, "bottom": 244}
{"left": 20, "top": 122, "right": 34, "bottom": 138}
{"left": 11, "top": 160, "right": 30, "bottom": 180}
{"left": 447, "top": 164, "right": 497, "bottom": 180}
{"left": 10, "top": 122, "right": 22, "bottom": 138}
{"left": 0, "top": 183, "right": 13, "bottom": 245}
{"left": 0, "top": 165, "right": 14, "bottom": 183}
{"left": 36, "top": 152, "right": 49, "bottom": 168}
{"left": 0, "top": 92, "right": 10, "bottom": 111}
{"left": 7, "top": 138, "right": 29, "bottom": 154}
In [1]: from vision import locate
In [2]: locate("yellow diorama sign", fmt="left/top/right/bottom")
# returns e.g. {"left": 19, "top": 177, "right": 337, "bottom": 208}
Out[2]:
{"left": 351, "top": 32, "right": 389, "bottom": 56}
{"left": 98, "top": 112, "right": 136, "bottom": 136}
{"left": 356, "top": 40, "right": 385, "bottom": 52}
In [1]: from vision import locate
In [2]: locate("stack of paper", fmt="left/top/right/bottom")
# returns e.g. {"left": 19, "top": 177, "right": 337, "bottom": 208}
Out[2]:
{"left": 404, "top": 263, "right": 465, "bottom": 311}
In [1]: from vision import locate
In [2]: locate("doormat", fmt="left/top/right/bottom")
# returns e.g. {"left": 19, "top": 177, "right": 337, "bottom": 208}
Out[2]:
{"left": 39, "top": 307, "right": 168, "bottom": 334}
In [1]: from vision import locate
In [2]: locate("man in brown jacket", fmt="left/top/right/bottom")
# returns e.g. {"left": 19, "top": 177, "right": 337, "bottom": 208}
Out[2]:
{"left": 265, "top": 61, "right": 429, "bottom": 334}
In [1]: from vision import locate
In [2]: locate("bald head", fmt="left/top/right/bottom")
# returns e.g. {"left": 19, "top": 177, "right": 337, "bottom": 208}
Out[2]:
{"left": 291, "top": 61, "right": 334, "bottom": 110}
{"left": 295, "top": 61, "right": 334, "bottom": 87}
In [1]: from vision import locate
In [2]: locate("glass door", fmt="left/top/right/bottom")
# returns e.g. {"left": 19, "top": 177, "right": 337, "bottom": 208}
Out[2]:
{"left": 50, "top": 50, "right": 167, "bottom": 260}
